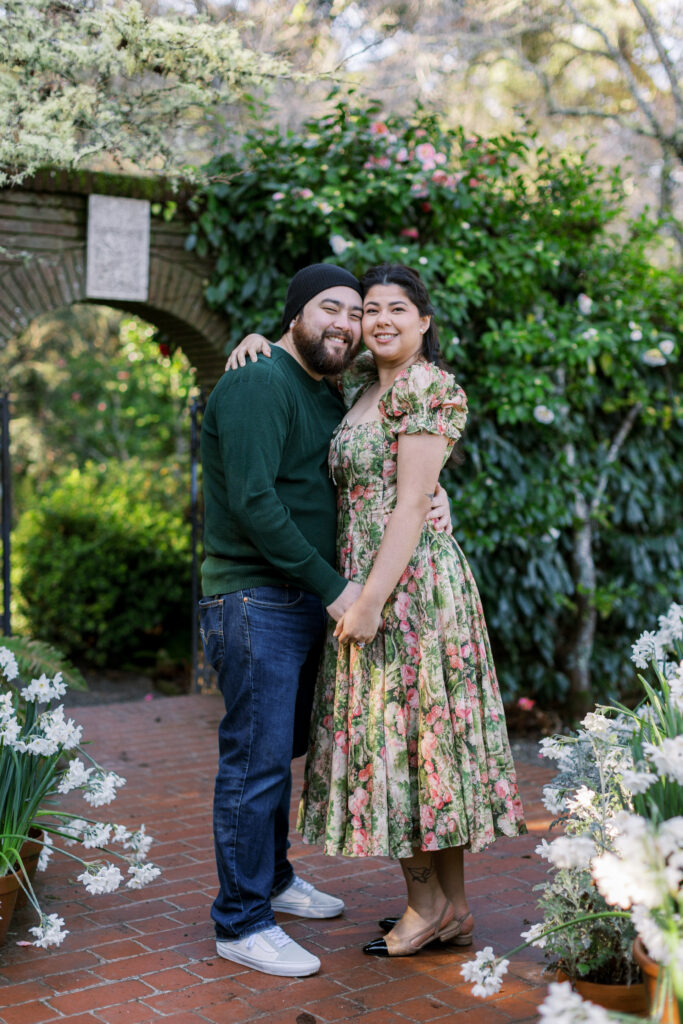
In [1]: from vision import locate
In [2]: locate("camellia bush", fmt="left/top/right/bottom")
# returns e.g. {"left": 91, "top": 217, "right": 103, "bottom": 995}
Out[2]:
{"left": 189, "top": 99, "right": 682, "bottom": 713}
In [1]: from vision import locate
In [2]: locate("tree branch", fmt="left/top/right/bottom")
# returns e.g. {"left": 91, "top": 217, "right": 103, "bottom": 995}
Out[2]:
{"left": 630, "top": 0, "right": 683, "bottom": 120}
{"left": 590, "top": 402, "right": 643, "bottom": 514}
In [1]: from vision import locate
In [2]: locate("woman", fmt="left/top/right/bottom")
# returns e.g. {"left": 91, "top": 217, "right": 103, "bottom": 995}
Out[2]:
{"left": 234, "top": 263, "right": 526, "bottom": 957}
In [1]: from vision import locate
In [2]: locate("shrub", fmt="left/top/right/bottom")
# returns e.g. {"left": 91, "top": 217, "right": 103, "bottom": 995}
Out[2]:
{"left": 14, "top": 460, "right": 191, "bottom": 667}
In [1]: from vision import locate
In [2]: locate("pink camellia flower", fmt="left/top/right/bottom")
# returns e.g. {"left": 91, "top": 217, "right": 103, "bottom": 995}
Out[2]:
{"left": 400, "top": 227, "right": 419, "bottom": 239}
{"left": 272, "top": 191, "right": 285, "bottom": 201}
{"left": 416, "top": 142, "right": 437, "bottom": 168}
{"left": 370, "top": 121, "right": 389, "bottom": 134}
{"left": 432, "top": 169, "right": 449, "bottom": 186}
{"left": 395, "top": 147, "right": 410, "bottom": 162}
{"left": 517, "top": 697, "right": 536, "bottom": 711}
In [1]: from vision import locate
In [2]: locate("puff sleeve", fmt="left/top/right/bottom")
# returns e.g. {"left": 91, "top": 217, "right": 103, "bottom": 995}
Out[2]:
{"left": 379, "top": 361, "right": 467, "bottom": 442}
{"left": 340, "top": 350, "right": 378, "bottom": 410}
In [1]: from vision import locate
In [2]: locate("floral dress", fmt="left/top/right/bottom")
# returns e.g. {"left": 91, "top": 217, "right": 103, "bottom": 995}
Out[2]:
{"left": 296, "top": 357, "right": 526, "bottom": 859}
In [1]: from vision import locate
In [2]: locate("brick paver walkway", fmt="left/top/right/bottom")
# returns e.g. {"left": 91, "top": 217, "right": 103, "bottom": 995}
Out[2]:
{"left": 0, "top": 694, "right": 555, "bottom": 1024}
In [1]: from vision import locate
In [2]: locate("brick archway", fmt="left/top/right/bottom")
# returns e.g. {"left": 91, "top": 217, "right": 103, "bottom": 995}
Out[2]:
{"left": 0, "top": 170, "right": 229, "bottom": 385}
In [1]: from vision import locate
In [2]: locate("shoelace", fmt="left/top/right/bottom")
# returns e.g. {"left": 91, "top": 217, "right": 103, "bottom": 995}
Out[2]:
{"left": 245, "top": 925, "right": 292, "bottom": 950}
{"left": 290, "top": 876, "right": 314, "bottom": 895}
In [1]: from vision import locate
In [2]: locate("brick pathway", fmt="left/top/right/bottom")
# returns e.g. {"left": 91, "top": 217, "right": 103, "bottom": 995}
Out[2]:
{"left": 0, "top": 695, "right": 556, "bottom": 1024}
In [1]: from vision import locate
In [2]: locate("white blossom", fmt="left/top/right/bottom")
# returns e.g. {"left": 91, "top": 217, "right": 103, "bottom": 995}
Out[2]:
{"left": 29, "top": 914, "right": 68, "bottom": 948}
{"left": 78, "top": 864, "right": 123, "bottom": 894}
{"left": 542, "top": 786, "right": 566, "bottom": 815}
{"left": 631, "top": 905, "right": 671, "bottom": 965}
{"left": 621, "top": 768, "right": 655, "bottom": 794}
{"left": 565, "top": 785, "right": 597, "bottom": 817}
{"left": 37, "top": 833, "right": 54, "bottom": 872}
{"left": 124, "top": 825, "right": 153, "bottom": 859}
{"left": 642, "top": 348, "right": 666, "bottom": 367}
{"left": 126, "top": 863, "right": 161, "bottom": 889}
{"left": 460, "top": 946, "right": 509, "bottom": 997}
{"left": 538, "top": 835, "right": 596, "bottom": 870}
{"left": 630, "top": 629, "right": 663, "bottom": 668}
{"left": 592, "top": 813, "right": 671, "bottom": 910}
{"left": 111, "top": 825, "right": 132, "bottom": 845}
{"left": 539, "top": 982, "right": 611, "bottom": 1023}
{"left": 329, "top": 234, "right": 350, "bottom": 255}
{"left": 21, "top": 672, "right": 67, "bottom": 703}
{"left": 83, "top": 770, "right": 126, "bottom": 807}
{"left": 659, "top": 339, "right": 675, "bottom": 356}
{"left": 57, "top": 758, "right": 93, "bottom": 794}
{"left": 0, "top": 646, "right": 19, "bottom": 682}
{"left": 581, "top": 712, "right": 612, "bottom": 737}
{"left": 520, "top": 921, "right": 548, "bottom": 948}
{"left": 40, "top": 706, "right": 82, "bottom": 750}
{"left": 81, "top": 823, "right": 112, "bottom": 849}
{"left": 60, "top": 818, "right": 88, "bottom": 845}
{"left": 0, "top": 710, "right": 20, "bottom": 746}
{"left": 533, "top": 404, "right": 555, "bottom": 424}
{"left": 657, "top": 603, "right": 683, "bottom": 644}
{"left": 577, "top": 293, "right": 593, "bottom": 315}
{"left": 644, "top": 737, "right": 683, "bottom": 785}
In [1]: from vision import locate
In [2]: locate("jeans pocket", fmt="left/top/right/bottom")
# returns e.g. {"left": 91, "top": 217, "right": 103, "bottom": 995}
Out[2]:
{"left": 244, "top": 586, "right": 304, "bottom": 609}
{"left": 199, "top": 597, "right": 225, "bottom": 670}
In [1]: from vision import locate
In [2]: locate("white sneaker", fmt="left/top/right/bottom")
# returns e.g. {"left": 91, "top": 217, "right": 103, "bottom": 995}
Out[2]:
{"left": 216, "top": 925, "right": 320, "bottom": 977}
{"left": 270, "top": 875, "right": 345, "bottom": 919}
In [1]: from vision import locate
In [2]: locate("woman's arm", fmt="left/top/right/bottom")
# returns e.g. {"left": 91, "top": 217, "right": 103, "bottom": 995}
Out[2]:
{"left": 334, "top": 431, "right": 448, "bottom": 645}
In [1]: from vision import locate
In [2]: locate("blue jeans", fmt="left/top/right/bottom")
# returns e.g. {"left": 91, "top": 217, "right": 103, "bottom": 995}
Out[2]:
{"left": 199, "top": 586, "right": 327, "bottom": 939}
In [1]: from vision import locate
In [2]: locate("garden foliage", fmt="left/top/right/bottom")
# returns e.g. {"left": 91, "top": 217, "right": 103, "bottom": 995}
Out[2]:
{"left": 189, "top": 100, "right": 682, "bottom": 707}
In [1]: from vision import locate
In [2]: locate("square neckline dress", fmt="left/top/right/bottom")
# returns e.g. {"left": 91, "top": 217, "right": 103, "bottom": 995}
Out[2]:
{"left": 297, "top": 355, "right": 526, "bottom": 859}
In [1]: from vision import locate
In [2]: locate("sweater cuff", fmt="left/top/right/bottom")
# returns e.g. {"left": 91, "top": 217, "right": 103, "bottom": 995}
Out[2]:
{"left": 317, "top": 565, "right": 348, "bottom": 607}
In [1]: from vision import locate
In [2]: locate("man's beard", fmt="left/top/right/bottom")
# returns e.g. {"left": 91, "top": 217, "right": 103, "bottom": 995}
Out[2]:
{"left": 291, "top": 319, "right": 358, "bottom": 376}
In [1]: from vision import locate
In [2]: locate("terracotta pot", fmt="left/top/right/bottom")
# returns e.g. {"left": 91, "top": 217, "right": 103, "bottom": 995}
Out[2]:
{"left": 16, "top": 828, "right": 44, "bottom": 910}
{"left": 633, "top": 937, "right": 681, "bottom": 1024}
{"left": 557, "top": 968, "right": 648, "bottom": 1016}
{"left": 0, "top": 871, "right": 20, "bottom": 945}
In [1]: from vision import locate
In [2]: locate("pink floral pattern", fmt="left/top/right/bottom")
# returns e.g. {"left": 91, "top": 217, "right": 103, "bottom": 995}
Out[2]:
{"left": 297, "top": 358, "right": 526, "bottom": 858}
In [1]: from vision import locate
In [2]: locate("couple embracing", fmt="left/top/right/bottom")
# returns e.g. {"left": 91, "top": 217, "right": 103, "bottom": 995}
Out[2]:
{"left": 199, "top": 261, "right": 526, "bottom": 978}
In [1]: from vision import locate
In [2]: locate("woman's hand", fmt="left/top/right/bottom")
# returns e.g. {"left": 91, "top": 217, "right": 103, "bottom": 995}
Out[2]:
{"left": 427, "top": 481, "right": 452, "bottom": 535}
{"left": 333, "top": 599, "right": 383, "bottom": 646}
{"left": 225, "top": 334, "right": 272, "bottom": 371}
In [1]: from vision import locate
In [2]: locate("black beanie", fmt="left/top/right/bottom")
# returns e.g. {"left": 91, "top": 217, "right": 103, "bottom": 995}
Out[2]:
{"left": 281, "top": 263, "right": 362, "bottom": 332}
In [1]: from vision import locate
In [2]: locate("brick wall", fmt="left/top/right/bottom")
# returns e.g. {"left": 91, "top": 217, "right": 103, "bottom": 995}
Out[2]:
{"left": 0, "top": 172, "right": 229, "bottom": 386}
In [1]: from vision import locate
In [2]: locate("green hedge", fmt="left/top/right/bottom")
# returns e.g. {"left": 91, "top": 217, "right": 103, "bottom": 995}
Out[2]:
{"left": 14, "top": 461, "right": 192, "bottom": 667}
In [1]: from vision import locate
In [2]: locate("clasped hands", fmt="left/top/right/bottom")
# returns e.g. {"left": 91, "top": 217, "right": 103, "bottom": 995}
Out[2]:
{"left": 325, "top": 580, "right": 380, "bottom": 647}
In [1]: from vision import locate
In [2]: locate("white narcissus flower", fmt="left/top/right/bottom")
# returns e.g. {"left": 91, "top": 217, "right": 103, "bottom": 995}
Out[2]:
{"left": 592, "top": 813, "right": 674, "bottom": 911}
{"left": 37, "top": 833, "right": 54, "bottom": 872}
{"left": 83, "top": 770, "right": 126, "bottom": 807}
{"left": 126, "top": 863, "right": 161, "bottom": 889}
{"left": 29, "top": 914, "right": 68, "bottom": 948}
{"left": 631, "top": 905, "right": 671, "bottom": 966}
{"left": 111, "top": 825, "right": 132, "bottom": 844}
{"left": 644, "top": 737, "right": 683, "bottom": 785}
{"left": 21, "top": 672, "right": 67, "bottom": 703}
{"left": 539, "top": 982, "right": 611, "bottom": 1023}
{"left": 57, "top": 758, "right": 92, "bottom": 794}
{"left": 540, "top": 835, "right": 596, "bottom": 870}
{"left": 81, "top": 823, "right": 112, "bottom": 849}
{"left": 0, "top": 646, "right": 19, "bottom": 681}
{"left": 630, "top": 629, "right": 663, "bottom": 668}
{"left": 460, "top": 946, "right": 509, "bottom": 997}
{"left": 60, "top": 818, "right": 88, "bottom": 845}
{"left": 0, "top": 711, "right": 20, "bottom": 746}
{"left": 40, "top": 706, "right": 82, "bottom": 750}
{"left": 542, "top": 786, "right": 566, "bottom": 815}
{"left": 621, "top": 768, "right": 654, "bottom": 794}
{"left": 78, "top": 864, "right": 123, "bottom": 894}
{"left": 124, "top": 825, "right": 153, "bottom": 859}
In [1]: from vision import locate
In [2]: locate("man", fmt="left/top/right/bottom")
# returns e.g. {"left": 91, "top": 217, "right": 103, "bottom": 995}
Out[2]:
{"left": 199, "top": 264, "right": 365, "bottom": 977}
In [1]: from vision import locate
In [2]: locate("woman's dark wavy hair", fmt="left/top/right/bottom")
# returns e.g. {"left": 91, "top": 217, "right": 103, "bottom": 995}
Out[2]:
{"left": 360, "top": 263, "right": 443, "bottom": 366}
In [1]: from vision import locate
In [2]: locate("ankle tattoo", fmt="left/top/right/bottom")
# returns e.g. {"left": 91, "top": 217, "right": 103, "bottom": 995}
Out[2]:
{"left": 407, "top": 860, "right": 435, "bottom": 884}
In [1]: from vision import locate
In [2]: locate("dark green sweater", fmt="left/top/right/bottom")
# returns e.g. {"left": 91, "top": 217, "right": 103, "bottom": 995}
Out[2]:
{"left": 201, "top": 346, "right": 347, "bottom": 606}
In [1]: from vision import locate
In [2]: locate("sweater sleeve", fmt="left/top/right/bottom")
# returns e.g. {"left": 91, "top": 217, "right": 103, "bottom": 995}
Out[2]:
{"left": 213, "top": 373, "right": 347, "bottom": 605}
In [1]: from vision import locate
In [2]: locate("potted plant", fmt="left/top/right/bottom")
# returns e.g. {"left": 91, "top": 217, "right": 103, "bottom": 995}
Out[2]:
{"left": 0, "top": 644, "right": 161, "bottom": 948}
{"left": 460, "top": 601, "right": 683, "bottom": 1023}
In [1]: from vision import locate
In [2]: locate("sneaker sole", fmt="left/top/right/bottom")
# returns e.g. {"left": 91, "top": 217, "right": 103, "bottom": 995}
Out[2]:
{"left": 270, "top": 901, "right": 345, "bottom": 919}
{"left": 216, "top": 944, "right": 320, "bottom": 977}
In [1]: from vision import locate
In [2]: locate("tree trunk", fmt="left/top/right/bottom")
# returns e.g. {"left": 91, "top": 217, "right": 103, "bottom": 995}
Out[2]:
{"left": 566, "top": 492, "right": 596, "bottom": 719}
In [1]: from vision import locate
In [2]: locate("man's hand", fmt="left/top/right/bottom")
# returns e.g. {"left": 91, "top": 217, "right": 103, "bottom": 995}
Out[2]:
{"left": 225, "top": 334, "right": 272, "bottom": 371}
{"left": 326, "top": 580, "right": 362, "bottom": 622}
{"left": 427, "top": 481, "right": 452, "bottom": 534}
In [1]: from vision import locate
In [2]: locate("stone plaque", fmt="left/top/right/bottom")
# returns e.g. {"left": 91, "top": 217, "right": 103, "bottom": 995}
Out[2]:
{"left": 86, "top": 194, "right": 150, "bottom": 301}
